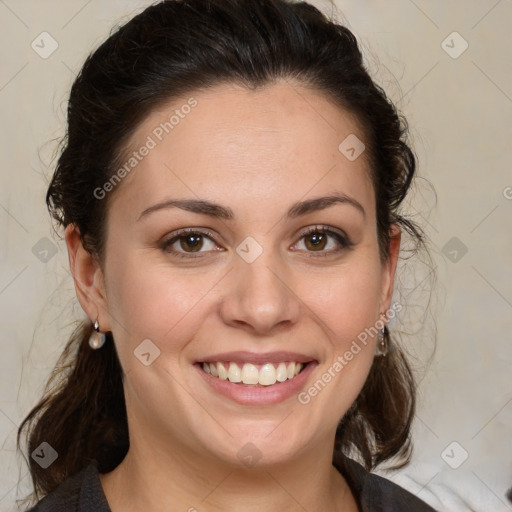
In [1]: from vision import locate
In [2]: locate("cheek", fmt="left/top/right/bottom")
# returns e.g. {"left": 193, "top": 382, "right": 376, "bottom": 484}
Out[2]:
{"left": 104, "top": 250, "right": 222, "bottom": 354}
{"left": 294, "top": 260, "right": 381, "bottom": 426}
{"left": 302, "top": 256, "right": 383, "bottom": 340}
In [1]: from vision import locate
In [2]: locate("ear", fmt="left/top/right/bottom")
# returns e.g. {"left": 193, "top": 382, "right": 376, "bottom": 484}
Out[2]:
{"left": 379, "top": 223, "right": 401, "bottom": 315}
{"left": 65, "top": 224, "right": 111, "bottom": 331}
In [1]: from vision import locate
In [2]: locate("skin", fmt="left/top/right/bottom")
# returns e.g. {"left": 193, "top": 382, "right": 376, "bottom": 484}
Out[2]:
{"left": 66, "top": 79, "right": 401, "bottom": 512}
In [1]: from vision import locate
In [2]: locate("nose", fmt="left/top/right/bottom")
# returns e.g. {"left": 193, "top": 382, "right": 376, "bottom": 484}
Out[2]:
{"left": 218, "top": 248, "right": 301, "bottom": 335}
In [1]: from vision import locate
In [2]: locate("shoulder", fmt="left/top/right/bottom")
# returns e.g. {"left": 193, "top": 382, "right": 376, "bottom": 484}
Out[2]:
{"left": 26, "top": 461, "right": 110, "bottom": 512}
{"left": 333, "top": 451, "right": 438, "bottom": 512}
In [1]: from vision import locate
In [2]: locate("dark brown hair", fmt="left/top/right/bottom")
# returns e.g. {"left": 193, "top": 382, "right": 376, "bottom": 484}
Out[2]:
{"left": 18, "top": 0, "right": 429, "bottom": 502}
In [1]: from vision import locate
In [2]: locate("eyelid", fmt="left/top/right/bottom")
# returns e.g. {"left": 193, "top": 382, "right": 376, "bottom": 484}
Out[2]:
{"left": 291, "top": 225, "right": 353, "bottom": 256}
{"left": 298, "top": 225, "right": 351, "bottom": 245}
{"left": 164, "top": 226, "right": 217, "bottom": 241}
{"left": 159, "top": 227, "right": 220, "bottom": 258}
{"left": 160, "top": 225, "right": 353, "bottom": 258}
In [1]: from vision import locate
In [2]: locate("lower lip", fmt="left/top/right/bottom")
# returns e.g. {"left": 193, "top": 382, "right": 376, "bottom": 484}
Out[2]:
{"left": 194, "top": 362, "right": 317, "bottom": 405}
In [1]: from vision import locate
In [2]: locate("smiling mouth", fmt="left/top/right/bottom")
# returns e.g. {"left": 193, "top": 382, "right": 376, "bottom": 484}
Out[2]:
{"left": 199, "top": 361, "right": 309, "bottom": 386}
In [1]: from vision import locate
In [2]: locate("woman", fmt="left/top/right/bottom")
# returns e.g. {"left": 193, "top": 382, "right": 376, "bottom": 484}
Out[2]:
{"left": 18, "top": 0, "right": 436, "bottom": 510}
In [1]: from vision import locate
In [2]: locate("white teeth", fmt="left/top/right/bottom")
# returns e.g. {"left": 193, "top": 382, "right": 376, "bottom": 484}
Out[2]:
{"left": 258, "top": 363, "right": 276, "bottom": 386}
{"left": 217, "top": 362, "right": 228, "bottom": 380}
{"left": 227, "top": 362, "right": 242, "bottom": 383}
{"left": 276, "top": 362, "right": 288, "bottom": 382}
{"left": 202, "top": 361, "right": 306, "bottom": 385}
{"left": 241, "top": 363, "right": 259, "bottom": 384}
{"left": 287, "top": 362, "right": 296, "bottom": 379}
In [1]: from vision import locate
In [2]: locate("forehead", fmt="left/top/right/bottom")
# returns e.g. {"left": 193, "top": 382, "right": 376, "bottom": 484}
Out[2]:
{"left": 107, "top": 80, "right": 375, "bottom": 222}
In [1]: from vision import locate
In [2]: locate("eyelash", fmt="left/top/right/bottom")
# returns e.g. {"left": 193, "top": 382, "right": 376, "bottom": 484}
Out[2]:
{"left": 160, "top": 226, "right": 353, "bottom": 260}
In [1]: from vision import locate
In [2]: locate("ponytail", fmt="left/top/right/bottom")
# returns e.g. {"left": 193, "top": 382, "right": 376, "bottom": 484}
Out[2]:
{"left": 17, "top": 321, "right": 128, "bottom": 500}
{"left": 335, "top": 332, "right": 416, "bottom": 471}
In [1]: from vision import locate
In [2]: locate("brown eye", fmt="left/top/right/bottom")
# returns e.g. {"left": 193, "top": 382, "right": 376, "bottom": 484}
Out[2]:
{"left": 304, "top": 232, "right": 328, "bottom": 251}
{"left": 294, "top": 226, "right": 352, "bottom": 256}
{"left": 161, "top": 228, "right": 219, "bottom": 258}
{"left": 178, "top": 233, "right": 204, "bottom": 252}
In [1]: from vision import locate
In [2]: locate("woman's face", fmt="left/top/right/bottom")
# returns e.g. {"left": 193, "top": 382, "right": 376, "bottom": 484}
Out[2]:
{"left": 79, "top": 80, "right": 400, "bottom": 468}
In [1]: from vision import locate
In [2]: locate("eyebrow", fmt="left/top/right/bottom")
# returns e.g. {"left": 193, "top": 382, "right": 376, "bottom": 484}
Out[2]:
{"left": 137, "top": 192, "right": 366, "bottom": 222}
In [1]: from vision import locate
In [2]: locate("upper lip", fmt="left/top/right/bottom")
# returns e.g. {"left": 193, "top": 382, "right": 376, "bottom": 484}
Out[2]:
{"left": 197, "top": 351, "right": 317, "bottom": 365}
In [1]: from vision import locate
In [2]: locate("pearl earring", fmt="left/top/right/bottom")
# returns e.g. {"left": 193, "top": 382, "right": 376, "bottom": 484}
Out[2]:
{"left": 375, "top": 326, "right": 388, "bottom": 357}
{"left": 88, "top": 320, "right": 106, "bottom": 349}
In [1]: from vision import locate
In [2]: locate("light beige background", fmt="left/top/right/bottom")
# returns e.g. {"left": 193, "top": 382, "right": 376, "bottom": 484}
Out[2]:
{"left": 1, "top": 1, "right": 511, "bottom": 511}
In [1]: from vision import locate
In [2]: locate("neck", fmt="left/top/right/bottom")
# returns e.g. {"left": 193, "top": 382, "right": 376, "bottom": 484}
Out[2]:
{"left": 100, "top": 436, "right": 358, "bottom": 512}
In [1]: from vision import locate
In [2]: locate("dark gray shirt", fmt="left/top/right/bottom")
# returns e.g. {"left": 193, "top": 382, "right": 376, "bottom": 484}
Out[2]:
{"left": 27, "top": 453, "right": 437, "bottom": 511}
